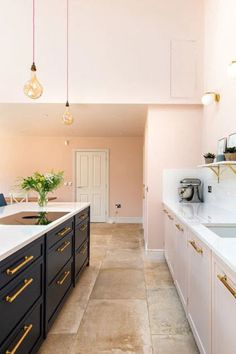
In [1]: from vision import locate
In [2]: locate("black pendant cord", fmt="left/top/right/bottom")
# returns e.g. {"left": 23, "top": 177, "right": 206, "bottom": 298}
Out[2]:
{"left": 31, "top": 0, "right": 36, "bottom": 71}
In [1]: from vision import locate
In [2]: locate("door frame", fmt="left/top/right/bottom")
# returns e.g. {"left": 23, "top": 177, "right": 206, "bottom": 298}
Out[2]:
{"left": 73, "top": 149, "right": 109, "bottom": 222}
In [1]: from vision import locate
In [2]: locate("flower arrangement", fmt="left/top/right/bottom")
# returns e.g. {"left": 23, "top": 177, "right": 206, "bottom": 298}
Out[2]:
{"left": 21, "top": 171, "right": 64, "bottom": 207}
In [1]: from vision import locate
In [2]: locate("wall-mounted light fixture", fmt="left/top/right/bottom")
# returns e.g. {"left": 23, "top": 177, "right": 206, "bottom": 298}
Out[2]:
{"left": 228, "top": 61, "right": 236, "bottom": 79}
{"left": 201, "top": 92, "right": 220, "bottom": 106}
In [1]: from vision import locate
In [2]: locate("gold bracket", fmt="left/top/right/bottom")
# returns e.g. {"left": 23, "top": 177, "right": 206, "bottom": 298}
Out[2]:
{"left": 208, "top": 166, "right": 220, "bottom": 183}
{"left": 227, "top": 164, "right": 236, "bottom": 175}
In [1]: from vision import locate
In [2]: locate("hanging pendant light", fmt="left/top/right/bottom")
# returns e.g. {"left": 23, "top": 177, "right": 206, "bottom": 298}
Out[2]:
{"left": 62, "top": 0, "right": 74, "bottom": 125}
{"left": 24, "top": 0, "right": 43, "bottom": 99}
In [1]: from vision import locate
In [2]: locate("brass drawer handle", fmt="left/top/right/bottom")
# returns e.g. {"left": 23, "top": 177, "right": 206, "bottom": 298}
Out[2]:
{"left": 175, "top": 224, "right": 184, "bottom": 232}
{"left": 79, "top": 213, "right": 88, "bottom": 220}
{"left": 5, "top": 278, "right": 33, "bottom": 303}
{"left": 57, "top": 271, "right": 70, "bottom": 286}
{"left": 217, "top": 274, "right": 236, "bottom": 298}
{"left": 57, "top": 226, "right": 71, "bottom": 237}
{"left": 79, "top": 244, "right": 88, "bottom": 255}
{"left": 167, "top": 215, "right": 174, "bottom": 221}
{"left": 79, "top": 224, "right": 88, "bottom": 232}
{"left": 189, "top": 240, "right": 203, "bottom": 254}
{"left": 6, "top": 256, "right": 34, "bottom": 276}
{"left": 6, "top": 324, "right": 33, "bottom": 354}
{"left": 57, "top": 241, "right": 71, "bottom": 253}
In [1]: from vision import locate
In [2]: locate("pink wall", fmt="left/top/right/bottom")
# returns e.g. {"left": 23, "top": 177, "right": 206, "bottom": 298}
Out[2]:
{"left": 202, "top": 0, "right": 236, "bottom": 152}
{"left": 0, "top": 0, "right": 203, "bottom": 104}
{"left": 0, "top": 137, "right": 143, "bottom": 218}
{"left": 145, "top": 105, "right": 203, "bottom": 249}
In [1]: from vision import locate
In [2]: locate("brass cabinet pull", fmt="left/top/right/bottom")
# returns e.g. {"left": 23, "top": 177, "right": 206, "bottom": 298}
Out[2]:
{"left": 167, "top": 215, "right": 174, "bottom": 221}
{"left": 57, "top": 226, "right": 71, "bottom": 237}
{"left": 79, "top": 244, "right": 88, "bottom": 255}
{"left": 217, "top": 274, "right": 236, "bottom": 298}
{"left": 79, "top": 213, "right": 88, "bottom": 220}
{"left": 189, "top": 240, "right": 203, "bottom": 254}
{"left": 5, "top": 278, "right": 33, "bottom": 303}
{"left": 6, "top": 256, "right": 34, "bottom": 276}
{"left": 57, "top": 241, "right": 71, "bottom": 253}
{"left": 57, "top": 271, "right": 70, "bottom": 286}
{"left": 175, "top": 224, "right": 184, "bottom": 232}
{"left": 163, "top": 209, "right": 168, "bottom": 214}
{"left": 6, "top": 324, "right": 33, "bottom": 354}
{"left": 79, "top": 224, "right": 88, "bottom": 232}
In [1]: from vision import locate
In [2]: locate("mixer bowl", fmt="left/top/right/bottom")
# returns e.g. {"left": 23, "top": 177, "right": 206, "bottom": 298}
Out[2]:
{"left": 178, "top": 186, "right": 193, "bottom": 199}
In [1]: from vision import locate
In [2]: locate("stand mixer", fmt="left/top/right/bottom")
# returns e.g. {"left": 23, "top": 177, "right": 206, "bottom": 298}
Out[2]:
{"left": 178, "top": 178, "right": 203, "bottom": 203}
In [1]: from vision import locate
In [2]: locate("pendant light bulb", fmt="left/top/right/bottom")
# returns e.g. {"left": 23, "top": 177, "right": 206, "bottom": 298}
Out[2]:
{"left": 24, "top": 63, "right": 43, "bottom": 99}
{"left": 62, "top": 101, "right": 73, "bottom": 125}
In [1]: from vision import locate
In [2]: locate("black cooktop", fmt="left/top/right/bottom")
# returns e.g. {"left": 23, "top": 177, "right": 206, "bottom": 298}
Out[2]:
{"left": 0, "top": 212, "right": 69, "bottom": 226}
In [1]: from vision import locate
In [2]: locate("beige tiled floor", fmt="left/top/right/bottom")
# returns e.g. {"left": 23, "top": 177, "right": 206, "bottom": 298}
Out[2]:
{"left": 39, "top": 223, "right": 199, "bottom": 354}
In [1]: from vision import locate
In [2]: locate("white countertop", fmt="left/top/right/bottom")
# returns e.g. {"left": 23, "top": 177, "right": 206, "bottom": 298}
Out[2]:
{"left": 163, "top": 200, "right": 236, "bottom": 273}
{"left": 0, "top": 202, "right": 90, "bottom": 262}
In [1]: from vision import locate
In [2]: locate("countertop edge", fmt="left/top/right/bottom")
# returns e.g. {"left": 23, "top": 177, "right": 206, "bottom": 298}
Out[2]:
{"left": 163, "top": 201, "right": 236, "bottom": 274}
{"left": 0, "top": 203, "right": 90, "bottom": 262}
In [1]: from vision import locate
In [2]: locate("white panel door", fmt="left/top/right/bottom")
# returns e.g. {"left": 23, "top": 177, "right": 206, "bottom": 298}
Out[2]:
{"left": 75, "top": 151, "right": 107, "bottom": 222}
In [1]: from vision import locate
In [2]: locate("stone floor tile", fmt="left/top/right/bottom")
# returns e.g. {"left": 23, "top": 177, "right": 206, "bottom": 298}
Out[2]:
{"left": 49, "top": 303, "right": 84, "bottom": 334}
{"left": 72, "top": 299, "right": 152, "bottom": 354}
{"left": 152, "top": 334, "right": 199, "bottom": 354}
{"left": 147, "top": 288, "right": 190, "bottom": 335}
{"left": 102, "top": 249, "right": 143, "bottom": 269}
{"left": 108, "top": 234, "right": 141, "bottom": 250}
{"left": 91, "top": 268, "right": 146, "bottom": 299}
{"left": 38, "top": 334, "right": 76, "bottom": 354}
{"left": 144, "top": 262, "right": 174, "bottom": 289}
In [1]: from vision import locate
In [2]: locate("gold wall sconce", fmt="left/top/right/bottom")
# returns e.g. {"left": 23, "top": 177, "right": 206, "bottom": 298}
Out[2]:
{"left": 201, "top": 92, "right": 221, "bottom": 106}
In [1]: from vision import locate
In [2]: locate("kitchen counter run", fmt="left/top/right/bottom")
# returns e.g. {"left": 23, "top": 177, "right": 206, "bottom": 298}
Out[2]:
{"left": 163, "top": 200, "right": 236, "bottom": 273}
{"left": 0, "top": 202, "right": 90, "bottom": 261}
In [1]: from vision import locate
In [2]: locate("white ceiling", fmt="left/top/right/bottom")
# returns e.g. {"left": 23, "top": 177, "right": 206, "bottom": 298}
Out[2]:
{"left": 0, "top": 104, "right": 147, "bottom": 137}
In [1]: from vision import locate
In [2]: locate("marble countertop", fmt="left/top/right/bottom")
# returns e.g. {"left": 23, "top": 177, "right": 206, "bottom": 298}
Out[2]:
{"left": 0, "top": 202, "right": 90, "bottom": 262}
{"left": 163, "top": 200, "right": 236, "bottom": 273}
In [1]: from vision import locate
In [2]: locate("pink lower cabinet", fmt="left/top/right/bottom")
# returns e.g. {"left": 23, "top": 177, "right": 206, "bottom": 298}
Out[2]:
{"left": 187, "top": 232, "right": 211, "bottom": 354}
{"left": 163, "top": 208, "right": 175, "bottom": 277}
{"left": 174, "top": 220, "right": 187, "bottom": 308}
{"left": 212, "top": 256, "right": 236, "bottom": 354}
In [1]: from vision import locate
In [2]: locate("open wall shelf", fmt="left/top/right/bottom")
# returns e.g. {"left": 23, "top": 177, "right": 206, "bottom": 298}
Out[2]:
{"left": 198, "top": 161, "right": 236, "bottom": 183}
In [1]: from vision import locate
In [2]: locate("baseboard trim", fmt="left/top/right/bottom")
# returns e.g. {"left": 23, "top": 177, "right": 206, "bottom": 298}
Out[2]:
{"left": 107, "top": 217, "right": 143, "bottom": 224}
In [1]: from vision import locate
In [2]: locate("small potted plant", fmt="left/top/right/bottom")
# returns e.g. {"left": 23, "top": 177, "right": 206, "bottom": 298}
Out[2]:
{"left": 224, "top": 147, "right": 236, "bottom": 161}
{"left": 203, "top": 153, "right": 215, "bottom": 164}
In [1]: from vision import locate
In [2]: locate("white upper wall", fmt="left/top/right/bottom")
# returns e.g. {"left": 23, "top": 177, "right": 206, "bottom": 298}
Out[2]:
{"left": 0, "top": 0, "right": 204, "bottom": 104}
{"left": 202, "top": 0, "right": 236, "bottom": 152}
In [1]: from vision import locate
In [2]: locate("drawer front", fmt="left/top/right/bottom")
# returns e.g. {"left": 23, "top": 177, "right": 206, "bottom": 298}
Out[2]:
{"left": 47, "top": 218, "right": 73, "bottom": 250}
{"left": 75, "top": 219, "right": 89, "bottom": 251}
{"left": 46, "top": 260, "right": 72, "bottom": 323}
{"left": 1, "top": 301, "right": 43, "bottom": 354}
{"left": 75, "top": 207, "right": 90, "bottom": 226}
{"left": 0, "top": 260, "right": 43, "bottom": 347}
{"left": 75, "top": 241, "right": 89, "bottom": 278}
{"left": 0, "top": 238, "right": 44, "bottom": 291}
{"left": 47, "top": 233, "right": 73, "bottom": 284}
